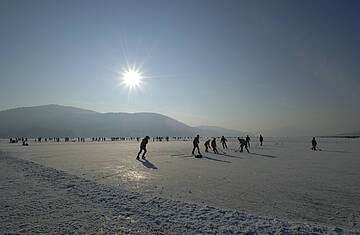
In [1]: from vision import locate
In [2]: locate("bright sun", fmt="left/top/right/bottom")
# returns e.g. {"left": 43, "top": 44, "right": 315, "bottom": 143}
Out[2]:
{"left": 122, "top": 69, "right": 142, "bottom": 88}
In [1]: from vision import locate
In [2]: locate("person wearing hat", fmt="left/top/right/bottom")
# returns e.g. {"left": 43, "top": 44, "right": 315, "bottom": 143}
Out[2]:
{"left": 137, "top": 136, "right": 150, "bottom": 160}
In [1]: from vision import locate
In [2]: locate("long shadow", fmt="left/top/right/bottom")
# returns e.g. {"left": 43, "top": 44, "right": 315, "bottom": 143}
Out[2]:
{"left": 170, "top": 154, "right": 187, "bottom": 157}
{"left": 170, "top": 154, "right": 193, "bottom": 158}
{"left": 249, "top": 152, "right": 277, "bottom": 158}
{"left": 137, "top": 159, "right": 158, "bottom": 169}
{"left": 203, "top": 155, "right": 231, "bottom": 163}
{"left": 217, "top": 152, "right": 243, "bottom": 159}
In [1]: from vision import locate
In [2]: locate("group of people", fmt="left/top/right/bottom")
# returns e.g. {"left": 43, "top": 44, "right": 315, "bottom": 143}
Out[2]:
{"left": 136, "top": 134, "right": 262, "bottom": 160}
{"left": 194, "top": 135, "right": 256, "bottom": 156}
{"left": 136, "top": 134, "right": 320, "bottom": 160}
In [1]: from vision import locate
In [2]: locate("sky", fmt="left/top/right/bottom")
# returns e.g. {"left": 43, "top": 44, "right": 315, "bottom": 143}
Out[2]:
{"left": 0, "top": 0, "right": 359, "bottom": 135}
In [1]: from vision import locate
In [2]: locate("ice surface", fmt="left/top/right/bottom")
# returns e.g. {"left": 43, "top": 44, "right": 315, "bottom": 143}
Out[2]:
{"left": 1, "top": 137, "right": 359, "bottom": 233}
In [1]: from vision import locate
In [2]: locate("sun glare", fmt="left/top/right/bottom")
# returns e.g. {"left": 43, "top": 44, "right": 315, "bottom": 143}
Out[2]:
{"left": 122, "top": 69, "right": 142, "bottom": 89}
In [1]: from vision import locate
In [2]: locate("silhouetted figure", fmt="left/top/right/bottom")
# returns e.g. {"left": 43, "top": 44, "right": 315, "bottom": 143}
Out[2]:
{"left": 211, "top": 138, "right": 218, "bottom": 154}
{"left": 311, "top": 137, "right": 317, "bottom": 151}
{"left": 238, "top": 137, "right": 249, "bottom": 153}
{"left": 220, "top": 136, "right": 228, "bottom": 149}
{"left": 246, "top": 135, "right": 251, "bottom": 148}
{"left": 192, "top": 135, "right": 201, "bottom": 155}
{"left": 137, "top": 136, "right": 150, "bottom": 160}
{"left": 259, "top": 134, "right": 263, "bottom": 146}
{"left": 22, "top": 140, "right": 28, "bottom": 146}
{"left": 204, "top": 139, "right": 211, "bottom": 152}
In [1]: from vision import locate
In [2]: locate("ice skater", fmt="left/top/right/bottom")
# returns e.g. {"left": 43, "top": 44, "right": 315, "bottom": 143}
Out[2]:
{"left": 204, "top": 139, "right": 211, "bottom": 152}
{"left": 220, "top": 136, "right": 228, "bottom": 149}
{"left": 246, "top": 135, "right": 251, "bottom": 148}
{"left": 237, "top": 137, "right": 249, "bottom": 153}
{"left": 259, "top": 134, "right": 263, "bottom": 146}
{"left": 311, "top": 137, "right": 317, "bottom": 151}
{"left": 211, "top": 137, "right": 218, "bottom": 154}
{"left": 192, "top": 134, "right": 201, "bottom": 156}
{"left": 137, "top": 136, "right": 150, "bottom": 160}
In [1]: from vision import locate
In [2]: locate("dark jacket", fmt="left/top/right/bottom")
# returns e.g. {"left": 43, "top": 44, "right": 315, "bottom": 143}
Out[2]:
{"left": 140, "top": 138, "right": 149, "bottom": 148}
{"left": 193, "top": 136, "right": 200, "bottom": 146}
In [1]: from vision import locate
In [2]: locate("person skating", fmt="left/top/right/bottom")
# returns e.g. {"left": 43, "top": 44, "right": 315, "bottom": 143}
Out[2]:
{"left": 137, "top": 136, "right": 150, "bottom": 160}
{"left": 259, "top": 134, "right": 263, "bottom": 146}
{"left": 238, "top": 137, "right": 249, "bottom": 153}
{"left": 220, "top": 136, "right": 228, "bottom": 149}
{"left": 204, "top": 139, "right": 211, "bottom": 152}
{"left": 211, "top": 137, "right": 218, "bottom": 154}
{"left": 192, "top": 134, "right": 201, "bottom": 156}
{"left": 311, "top": 137, "right": 317, "bottom": 151}
{"left": 246, "top": 135, "right": 251, "bottom": 148}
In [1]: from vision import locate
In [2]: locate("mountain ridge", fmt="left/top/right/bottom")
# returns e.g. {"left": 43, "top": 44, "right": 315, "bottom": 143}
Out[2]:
{"left": 0, "top": 104, "right": 245, "bottom": 138}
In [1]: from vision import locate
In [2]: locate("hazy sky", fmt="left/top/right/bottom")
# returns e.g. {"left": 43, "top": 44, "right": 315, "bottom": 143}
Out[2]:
{"left": 1, "top": 0, "right": 359, "bottom": 135}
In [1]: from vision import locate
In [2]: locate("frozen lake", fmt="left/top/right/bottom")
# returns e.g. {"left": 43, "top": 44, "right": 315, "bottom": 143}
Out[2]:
{"left": 1, "top": 137, "right": 359, "bottom": 230}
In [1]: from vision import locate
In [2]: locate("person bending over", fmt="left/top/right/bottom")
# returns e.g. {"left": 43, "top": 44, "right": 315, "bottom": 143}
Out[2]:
{"left": 238, "top": 137, "right": 249, "bottom": 153}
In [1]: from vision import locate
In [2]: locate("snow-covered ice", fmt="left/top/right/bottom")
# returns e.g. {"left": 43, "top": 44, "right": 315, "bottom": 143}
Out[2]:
{"left": 1, "top": 137, "right": 359, "bottom": 233}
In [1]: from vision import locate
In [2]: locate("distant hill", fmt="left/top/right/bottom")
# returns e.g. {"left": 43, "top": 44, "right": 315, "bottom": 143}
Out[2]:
{"left": 0, "top": 105, "right": 196, "bottom": 138}
{"left": 194, "top": 126, "right": 249, "bottom": 137}
{"left": 0, "top": 105, "right": 245, "bottom": 138}
{"left": 336, "top": 131, "right": 360, "bottom": 136}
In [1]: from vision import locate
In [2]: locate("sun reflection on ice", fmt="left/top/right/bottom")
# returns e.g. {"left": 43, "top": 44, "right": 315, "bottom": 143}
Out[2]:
{"left": 124, "top": 170, "right": 147, "bottom": 180}
{"left": 101, "top": 167, "right": 148, "bottom": 181}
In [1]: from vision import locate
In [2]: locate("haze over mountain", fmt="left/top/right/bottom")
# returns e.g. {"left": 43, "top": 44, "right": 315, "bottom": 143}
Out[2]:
{"left": 336, "top": 131, "right": 360, "bottom": 136}
{"left": 0, "top": 105, "right": 246, "bottom": 138}
{"left": 195, "top": 126, "right": 248, "bottom": 138}
{"left": 262, "top": 125, "right": 314, "bottom": 137}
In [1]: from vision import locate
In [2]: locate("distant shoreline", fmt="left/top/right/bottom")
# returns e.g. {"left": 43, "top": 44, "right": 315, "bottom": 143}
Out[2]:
{"left": 319, "top": 135, "right": 360, "bottom": 139}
